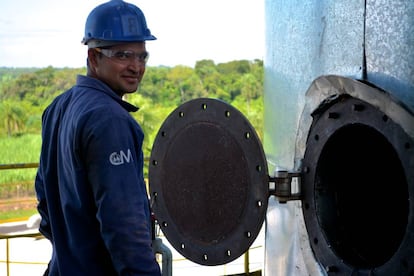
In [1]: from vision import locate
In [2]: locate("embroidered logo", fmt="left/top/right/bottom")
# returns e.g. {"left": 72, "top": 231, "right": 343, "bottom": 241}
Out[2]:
{"left": 109, "top": 149, "right": 133, "bottom": 165}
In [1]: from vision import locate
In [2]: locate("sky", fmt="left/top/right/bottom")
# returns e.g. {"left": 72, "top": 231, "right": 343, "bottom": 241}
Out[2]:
{"left": 0, "top": 0, "right": 265, "bottom": 68}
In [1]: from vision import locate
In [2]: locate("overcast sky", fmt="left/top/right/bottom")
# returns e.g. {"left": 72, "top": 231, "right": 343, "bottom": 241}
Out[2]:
{"left": 0, "top": 0, "right": 265, "bottom": 68}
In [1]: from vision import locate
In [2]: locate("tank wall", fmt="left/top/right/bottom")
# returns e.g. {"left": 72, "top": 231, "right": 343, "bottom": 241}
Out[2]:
{"left": 263, "top": 0, "right": 364, "bottom": 171}
{"left": 263, "top": 0, "right": 414, "bottom": 275}
{"left": 365, "top": 0, "right": 414, "bottom": 108}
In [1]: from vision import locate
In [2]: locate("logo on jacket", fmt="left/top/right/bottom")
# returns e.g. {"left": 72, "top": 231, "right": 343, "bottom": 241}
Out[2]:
{"left": 109, "top": 149, "right": 133, "bottom": 165}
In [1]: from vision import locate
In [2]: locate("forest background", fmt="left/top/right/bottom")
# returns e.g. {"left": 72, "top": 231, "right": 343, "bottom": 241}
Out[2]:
{"left": 0, "top": 59, "right": 263, "bottom": 220}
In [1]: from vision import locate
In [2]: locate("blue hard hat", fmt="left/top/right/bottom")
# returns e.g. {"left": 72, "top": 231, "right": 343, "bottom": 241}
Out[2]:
{"left": 82, "top": 0, "right": 156, "bottom": 46}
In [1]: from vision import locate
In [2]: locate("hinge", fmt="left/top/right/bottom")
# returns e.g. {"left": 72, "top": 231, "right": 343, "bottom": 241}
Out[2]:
{"left": 268, "top": 168, "right": 301, "bottom": 203}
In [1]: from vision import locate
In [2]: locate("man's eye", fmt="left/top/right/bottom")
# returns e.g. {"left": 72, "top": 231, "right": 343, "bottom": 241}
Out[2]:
{"left": 114, "top": 51, "right": 133, "bottom": 59}
{"left": 139, "top": 52, "right": 149, "bottom": 60}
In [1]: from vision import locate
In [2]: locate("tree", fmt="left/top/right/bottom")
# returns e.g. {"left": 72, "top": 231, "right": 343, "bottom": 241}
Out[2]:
{"left": 167, "top": 65, "right": 205, "bottom": 103}
{"left": 0, "top": 99, "right": 26, "bottom": 136}
{"left": 0, "top": 59, "right": 264, "bottom": 140}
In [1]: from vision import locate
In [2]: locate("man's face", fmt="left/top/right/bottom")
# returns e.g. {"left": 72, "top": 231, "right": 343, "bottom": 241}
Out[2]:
{"left": 89, "top": 42, "right": 147, "bottom": 97}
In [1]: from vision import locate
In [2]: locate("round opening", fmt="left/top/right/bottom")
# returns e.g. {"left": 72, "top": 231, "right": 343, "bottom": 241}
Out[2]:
{"left": 315, "top": 123, "right": 408, "bottom": 268}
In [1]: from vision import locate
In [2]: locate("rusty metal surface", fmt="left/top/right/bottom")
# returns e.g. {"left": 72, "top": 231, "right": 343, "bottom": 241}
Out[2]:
{"left": 149, "top": 98, "right": 268, "bottom": 266}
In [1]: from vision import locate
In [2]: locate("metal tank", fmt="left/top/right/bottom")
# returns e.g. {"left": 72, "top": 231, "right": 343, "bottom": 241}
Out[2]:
{"left": 148, "top": 0, "right": 414, "bottom": 275}
{"left": 264, "top": 0, "right": 414, "bottom": 275}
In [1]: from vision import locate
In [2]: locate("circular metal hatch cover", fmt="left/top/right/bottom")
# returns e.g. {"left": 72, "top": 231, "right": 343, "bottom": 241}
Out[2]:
{"left": 149, "top": 98, "right": 268, "bottom": 266}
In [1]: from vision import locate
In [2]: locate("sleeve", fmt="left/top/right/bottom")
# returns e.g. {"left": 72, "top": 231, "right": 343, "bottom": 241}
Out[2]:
{"left": 35, "top": 108, "right": 54, "bottom": 242}
{"left": 83, "top": 114, "right": 160, "bottom": 275}
{"left": 35, "top": 164, "right": 52, "bottom": 241}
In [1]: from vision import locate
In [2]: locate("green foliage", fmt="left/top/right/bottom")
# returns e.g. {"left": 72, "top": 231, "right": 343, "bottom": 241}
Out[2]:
{"left": 0, "top": 59, "right": 263, "bottom": 182}
{"left": 0, "top": 134, "right": 41, "bottom": 199}
{"left": 0, "top": 60, "right": 263, "bottom": 219}
{"left": 0, "top": 134, "right": 41, "bottom": 163}
{"left": 0, "top": 208, "right": 38, "bottom": 222}
{"left": 0, "top": 61, "right": 263, "bottom": 137}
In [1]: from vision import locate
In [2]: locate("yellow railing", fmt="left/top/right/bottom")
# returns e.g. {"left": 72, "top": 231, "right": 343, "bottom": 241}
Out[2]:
{"left": 0, "top": 163, "right": 263, "bottom": 276}
{"left": 0, "top": 232, "right": 46, "bottom": 276}
{"left": 0, "top": 162, "right": 43, "bottom": 276}
{"left": 0, "top": 163, "right": 39, "bottom": 170}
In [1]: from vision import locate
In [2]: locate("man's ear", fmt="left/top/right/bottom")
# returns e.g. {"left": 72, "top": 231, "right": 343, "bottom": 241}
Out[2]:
{"left": 87, "top": 48, "right": 99, "bottom": 68}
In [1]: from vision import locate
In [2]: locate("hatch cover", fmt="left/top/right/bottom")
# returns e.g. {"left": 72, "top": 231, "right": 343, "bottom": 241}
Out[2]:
{"left": 149, "top": 98, "right": 268, "bottom": 266}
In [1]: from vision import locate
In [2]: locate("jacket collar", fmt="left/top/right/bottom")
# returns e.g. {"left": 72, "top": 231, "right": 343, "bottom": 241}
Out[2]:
{"left": 76, "top": 75, "right": 139, "bottom": 112}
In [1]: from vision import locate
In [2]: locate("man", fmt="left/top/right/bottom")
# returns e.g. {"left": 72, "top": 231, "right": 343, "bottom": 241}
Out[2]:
{"left": 35, "top": 0, "right": 161, "bottom": 275}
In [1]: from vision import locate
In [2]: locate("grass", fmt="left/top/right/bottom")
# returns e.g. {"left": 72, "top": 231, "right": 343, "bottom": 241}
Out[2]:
{"left": 0, "top": 208, "right": 38, "bottom": 222}
{"left": 0, "top": 134, "right": 41, "bottom": 221}
{"left": 0, "top": 196, "right": 38, "bottom": 222}
{"left": 0, "top": 134, "right": 41, "bottom": 185}
{"left": 0, "top": 133, "right": 41, "bottom": 162}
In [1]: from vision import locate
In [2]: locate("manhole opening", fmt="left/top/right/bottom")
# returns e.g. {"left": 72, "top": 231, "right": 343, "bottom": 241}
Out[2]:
{"left": 315, "top": 124, "right": 408, "bottom": 268}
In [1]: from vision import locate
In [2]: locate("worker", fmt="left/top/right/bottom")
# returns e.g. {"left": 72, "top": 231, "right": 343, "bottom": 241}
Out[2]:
{"left": 34, "top": 0, "right": 161, "bottom": 275}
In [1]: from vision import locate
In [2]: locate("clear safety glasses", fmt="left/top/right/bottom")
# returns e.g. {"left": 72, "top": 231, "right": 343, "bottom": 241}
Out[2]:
{"left": 95, "top": 48, "right": 149, "bottom": 64}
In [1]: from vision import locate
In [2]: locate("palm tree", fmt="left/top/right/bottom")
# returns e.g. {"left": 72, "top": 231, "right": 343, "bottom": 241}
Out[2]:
{"left": 0, "top": 99, "right": 26, "bottom": 137}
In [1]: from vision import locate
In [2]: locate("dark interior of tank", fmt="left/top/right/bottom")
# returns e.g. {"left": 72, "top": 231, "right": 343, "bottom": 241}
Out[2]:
{"left": 315, "top": 123, "right": 408, "bottom": 268}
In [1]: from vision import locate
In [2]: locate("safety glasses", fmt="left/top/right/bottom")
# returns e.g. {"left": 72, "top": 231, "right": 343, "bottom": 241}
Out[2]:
{"left": 95, "top": 48, "right": 149, "bottom": 64}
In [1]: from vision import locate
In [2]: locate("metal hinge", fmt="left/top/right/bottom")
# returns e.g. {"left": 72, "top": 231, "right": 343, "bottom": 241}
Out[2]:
{"left": 268, "top": 168, "right": 302, "bottom": 203}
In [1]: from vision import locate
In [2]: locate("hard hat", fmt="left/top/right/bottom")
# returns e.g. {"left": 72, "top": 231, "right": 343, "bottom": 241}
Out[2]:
{"left": 82, "top": 0, "right": 156, "bottom": 48}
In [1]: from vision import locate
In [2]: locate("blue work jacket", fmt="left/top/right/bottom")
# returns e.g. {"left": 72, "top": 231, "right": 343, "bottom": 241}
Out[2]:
{"left": 35, "top": 75, "right": 161, "bottom": 275}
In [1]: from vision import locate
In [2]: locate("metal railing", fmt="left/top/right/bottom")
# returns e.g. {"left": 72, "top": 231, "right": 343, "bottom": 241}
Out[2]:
{"left": 0, "top": 162, "right": 43, "bottom": 276}
{"left": 0, "top": 163, "right": 39, "bottom": 170}
{"left": 0, "top": 232, "right": 46, "bottom": 276}
{"left": 0, "top": 230, "right": 262, "bottom": 276}
{"left": 1, "top": 163, "right": 263, "bottom": 276}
